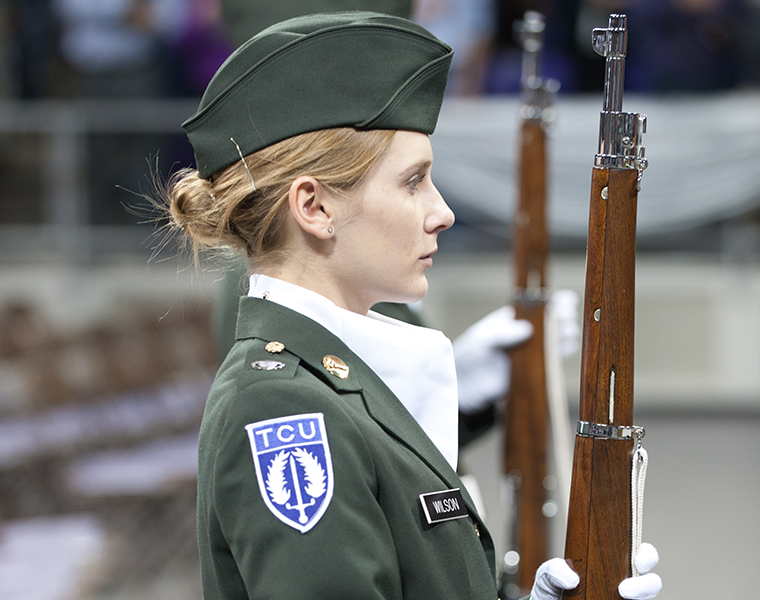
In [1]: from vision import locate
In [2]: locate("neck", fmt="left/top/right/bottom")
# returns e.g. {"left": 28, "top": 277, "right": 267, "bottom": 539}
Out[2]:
{"left": 260, "top": 261, "right": 372, "bottom": 315}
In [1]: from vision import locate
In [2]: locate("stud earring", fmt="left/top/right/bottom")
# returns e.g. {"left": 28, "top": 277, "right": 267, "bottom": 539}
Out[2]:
{"left": 328, "top": 227, "right": 334, "bottom": 234}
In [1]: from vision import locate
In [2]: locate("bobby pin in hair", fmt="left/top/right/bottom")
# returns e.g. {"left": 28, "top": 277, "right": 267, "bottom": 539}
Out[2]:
{"left": 230, "top": 137, "right": 257, "bottom": 193}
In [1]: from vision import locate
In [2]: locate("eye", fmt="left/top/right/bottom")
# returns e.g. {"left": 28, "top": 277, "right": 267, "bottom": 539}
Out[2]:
{"left": 407, "top": 173, "right": 426, "bottom": 191}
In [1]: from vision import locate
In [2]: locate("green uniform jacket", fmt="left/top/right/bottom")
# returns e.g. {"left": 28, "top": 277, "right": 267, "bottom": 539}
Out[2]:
{"left": 197, "top": 296, "right": 499, "bottom": 599}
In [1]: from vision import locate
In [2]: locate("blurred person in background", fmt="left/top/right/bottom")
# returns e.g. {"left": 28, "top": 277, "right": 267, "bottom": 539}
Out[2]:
{"left": 218, "top": 0, "right": 413, "bottom": 48}
{"left": 485, "top": 0, "right": 759, "bottom": 94}
{"left": 4, "top": 0, "right": 57, "bottom": 98}
{"left": 623, "top": 0, "right": 750, "bottom": 91}
{"left": 52, "top": 0, "right": 187, "bottom": 98}
{"left": 484, "top": 0, "right": 588, "bottom": 93}
{"left": 413, "top": 0, "right": 497, "bottom": 96}
{"left": 49, "top": 0, "right": 232, "bottom": 226}
{"left": 168, "top": 0, "right": 233, "bottom": 96}
{"left": 52, "top": 0, "right": 186, "bottom": 97}
{"left": 741, "top": 0, "right": 760, "bottom": 84}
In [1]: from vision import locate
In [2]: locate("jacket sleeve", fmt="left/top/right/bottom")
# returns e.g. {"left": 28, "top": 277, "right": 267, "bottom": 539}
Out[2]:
{"left": 205, "top": 376, "right": 403, "bottom": 600}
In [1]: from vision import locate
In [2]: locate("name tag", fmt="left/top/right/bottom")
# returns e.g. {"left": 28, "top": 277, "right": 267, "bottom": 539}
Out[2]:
{"left": 419, "top": 488, "right": 468, "bottom": 524}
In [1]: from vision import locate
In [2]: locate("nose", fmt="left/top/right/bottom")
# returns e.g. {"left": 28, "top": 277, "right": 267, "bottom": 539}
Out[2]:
{"left": 425, "top": 183, "right": 455, "bottom": 233}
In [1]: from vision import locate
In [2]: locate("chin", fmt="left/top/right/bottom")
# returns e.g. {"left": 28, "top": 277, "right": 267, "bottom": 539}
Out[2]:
{"left": 378, "top": 282, "right": 428, "bottom": 307}
{"left": 402, "top": 279, "right": 429, "bottom": 304}
{"left": 370, "top": 271, "right": 429, "bottom": 305}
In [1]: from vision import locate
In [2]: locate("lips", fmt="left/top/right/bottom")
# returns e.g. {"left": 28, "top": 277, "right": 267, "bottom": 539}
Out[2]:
{"left": 420, "top": 249, "right": 437, "bottom": 268}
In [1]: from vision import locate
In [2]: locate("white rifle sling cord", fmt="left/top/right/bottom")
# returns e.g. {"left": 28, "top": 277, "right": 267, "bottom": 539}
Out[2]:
{"left": 631, "top": 435, "right": 648, "bottom": 576}
{"left": 544, "top": 302, "right": 573, "bottom": 530}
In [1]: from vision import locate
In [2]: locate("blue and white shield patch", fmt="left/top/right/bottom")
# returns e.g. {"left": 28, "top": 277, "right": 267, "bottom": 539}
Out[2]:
{"left": 245, "top": 413, "right": 334, "bottom": 534}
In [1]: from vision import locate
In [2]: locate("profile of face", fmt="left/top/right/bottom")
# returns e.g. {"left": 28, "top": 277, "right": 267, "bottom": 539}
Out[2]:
{"left": 330, "top": 130, "right": 456, "bottom": 313}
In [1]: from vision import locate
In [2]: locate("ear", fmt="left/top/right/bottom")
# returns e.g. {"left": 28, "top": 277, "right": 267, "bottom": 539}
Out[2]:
{"left": 287, "top": 176, "right": 335, "bottom": 240}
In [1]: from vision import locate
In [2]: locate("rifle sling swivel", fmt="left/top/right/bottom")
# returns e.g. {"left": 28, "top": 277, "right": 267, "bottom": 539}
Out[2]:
{"left": 576, "top": 420, "right": 645, "bottom": 441}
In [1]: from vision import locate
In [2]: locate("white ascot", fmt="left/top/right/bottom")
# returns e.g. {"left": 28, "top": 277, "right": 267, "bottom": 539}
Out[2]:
{"left": 249, "top": 275, "right": 460, "bottom": 469}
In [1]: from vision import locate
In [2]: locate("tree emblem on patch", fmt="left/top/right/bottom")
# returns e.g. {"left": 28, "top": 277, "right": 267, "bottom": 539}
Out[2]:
{"left": 245, "top": 413, "right": 333, "bottom": 533}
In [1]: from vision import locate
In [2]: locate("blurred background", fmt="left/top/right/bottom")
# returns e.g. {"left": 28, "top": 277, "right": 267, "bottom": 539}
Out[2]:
{"left": 0, "top": 0, "right": 759, "bottom": 599}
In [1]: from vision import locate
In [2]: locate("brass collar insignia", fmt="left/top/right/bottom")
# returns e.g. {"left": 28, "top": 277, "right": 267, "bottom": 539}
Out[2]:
{"left": 322, "top": 355, "right": 349, "bottom": 379}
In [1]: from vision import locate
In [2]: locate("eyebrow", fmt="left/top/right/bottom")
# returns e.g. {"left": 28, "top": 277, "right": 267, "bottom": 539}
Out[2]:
{"left": 399, "top": 159, "right": 432, "bottom": 177}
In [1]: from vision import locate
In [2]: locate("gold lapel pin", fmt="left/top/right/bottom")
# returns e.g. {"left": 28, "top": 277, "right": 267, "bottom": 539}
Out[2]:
{"left": 265, "top": 341, "right": 285, "bottom": 354}
{"left": 322, "top": 355, "right": 349, "bottom": 379}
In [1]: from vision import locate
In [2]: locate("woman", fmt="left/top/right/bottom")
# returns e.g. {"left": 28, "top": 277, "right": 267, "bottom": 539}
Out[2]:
{"left": 166, "top": 11, "right": 661, "bottom": 600}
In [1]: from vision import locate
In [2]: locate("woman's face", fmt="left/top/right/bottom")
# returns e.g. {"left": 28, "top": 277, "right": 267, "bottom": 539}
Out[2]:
{"left": 332, "top": 130, "right": 455, "bottom": 313}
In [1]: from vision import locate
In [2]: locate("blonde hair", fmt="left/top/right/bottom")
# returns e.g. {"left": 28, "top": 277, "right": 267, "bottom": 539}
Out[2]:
{"left": 165, "top": 127, "right": 396, "bottom": 268}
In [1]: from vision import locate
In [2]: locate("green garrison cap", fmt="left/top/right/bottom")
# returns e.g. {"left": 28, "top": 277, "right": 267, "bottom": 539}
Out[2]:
{"left": 182, "top": 11, "right": 453, "bottom": 179}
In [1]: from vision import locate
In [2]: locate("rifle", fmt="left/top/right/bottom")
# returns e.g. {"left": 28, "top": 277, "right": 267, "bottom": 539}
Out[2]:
{"left": 501, "top": 12, "right": 562, "bottom": 598}
{"left": 562, "top": 14, "right": 649, "bottom": 599}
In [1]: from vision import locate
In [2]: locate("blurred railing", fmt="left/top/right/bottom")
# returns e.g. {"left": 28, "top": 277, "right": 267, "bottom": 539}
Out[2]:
{"left": 4, "top": 94, "right": 760, "bottom": 261}
{"left": 0, "top": 99, "right": 199, "bottom": 261}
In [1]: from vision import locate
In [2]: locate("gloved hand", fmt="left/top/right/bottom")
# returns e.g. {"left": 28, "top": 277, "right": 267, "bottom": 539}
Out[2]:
{"left": 453, "top": 306, "right": 532, "bottom": 413}
{"left": 618, "top": 543, "right": 662, "bottom": 600}
{"left": 453, "top": 290, "right": 580, "bottom": 414}
{"left": 529, "top": 557, "right": 579, "bottom": 600}
{"left": 529, "top": 544, "right": 662, "bottom": 600}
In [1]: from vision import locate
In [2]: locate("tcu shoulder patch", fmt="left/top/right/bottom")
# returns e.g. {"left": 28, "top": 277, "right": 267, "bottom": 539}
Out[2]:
{"left": 245, "top": 413, "right": 334, "bottom": 534}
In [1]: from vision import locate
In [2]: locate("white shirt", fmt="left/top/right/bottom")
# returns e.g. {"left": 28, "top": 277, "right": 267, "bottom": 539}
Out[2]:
{"left": 248, "top": 274, "right": 460, "bottom": 469}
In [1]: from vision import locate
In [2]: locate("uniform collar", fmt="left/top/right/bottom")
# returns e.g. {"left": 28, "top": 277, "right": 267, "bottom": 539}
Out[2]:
{"left": 247, "top": 275, "right": 459, "bottom": 470}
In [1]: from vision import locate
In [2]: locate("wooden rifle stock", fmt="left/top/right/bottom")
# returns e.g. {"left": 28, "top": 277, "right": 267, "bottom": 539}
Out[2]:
{"left": 504, "top": 117, "right": 550, "bottom": 594}
{"left": 502, "top": 12, "right": 559, "bottom": 597}
{"left": 562, "top": 15, "right": 648, "bottom": 600}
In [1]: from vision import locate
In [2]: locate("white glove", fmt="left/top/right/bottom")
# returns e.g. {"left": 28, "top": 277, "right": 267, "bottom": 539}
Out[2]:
{"left": 453, "top": 289, "right": 580, "bottom": 414}
{"left": 453, "top": 306, "right": 532, "bottom": 413}
{"left": 530, "top": 544, "right": 662, "bottom": 600}
{"left": 530, "top": 558, "right": 579, "bottom": 600}
{"left": 619, "top": 543, "right": 662, "bottom": 600}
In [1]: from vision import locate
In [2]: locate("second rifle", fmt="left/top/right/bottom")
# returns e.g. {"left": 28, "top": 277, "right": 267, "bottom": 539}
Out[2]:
{"left": 501, "top": 11, "right": 564, "bottom": 599}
